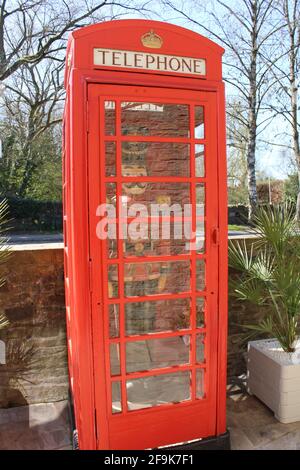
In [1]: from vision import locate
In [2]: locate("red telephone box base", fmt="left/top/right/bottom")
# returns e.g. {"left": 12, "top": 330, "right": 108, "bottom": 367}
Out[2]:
{"left": 163, "top": 431, "right": 231, "bottom": 451}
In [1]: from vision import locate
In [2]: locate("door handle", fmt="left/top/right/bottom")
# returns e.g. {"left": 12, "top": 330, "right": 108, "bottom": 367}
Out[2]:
{"left": 212, "top": 227, "right": 220, "bottom": 245}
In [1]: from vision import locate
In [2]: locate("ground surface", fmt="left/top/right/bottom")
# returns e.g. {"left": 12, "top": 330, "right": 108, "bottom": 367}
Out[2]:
{"left": 227, "top": 381, "right": 300, "bottom": 450}
{"left": 8, "top": 230, "right": 256, "bottom": 247}
{"left": 1, "top": 392, "right": 300, "bottom": 450}
{"left": 0, "top": 400, "right": 71, "bottom": 450}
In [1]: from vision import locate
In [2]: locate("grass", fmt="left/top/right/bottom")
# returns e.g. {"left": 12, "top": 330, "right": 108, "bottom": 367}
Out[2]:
{"left": 228, "top": 224, "right": 252, "bottom": 232}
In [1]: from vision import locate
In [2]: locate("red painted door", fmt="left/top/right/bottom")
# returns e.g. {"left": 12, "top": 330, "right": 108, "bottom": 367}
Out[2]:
{"left": 88, "top": 84, "right": 219, "bottom": 450}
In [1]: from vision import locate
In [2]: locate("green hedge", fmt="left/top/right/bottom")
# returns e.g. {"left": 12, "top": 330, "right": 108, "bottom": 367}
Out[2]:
{"left": 2, "top": 197, "right": 62, "bottom": 232}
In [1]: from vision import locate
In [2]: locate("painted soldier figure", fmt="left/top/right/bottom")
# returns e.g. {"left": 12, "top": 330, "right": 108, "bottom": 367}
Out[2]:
{"left": 108, "top": 126, "right": 169, "bottom": 335}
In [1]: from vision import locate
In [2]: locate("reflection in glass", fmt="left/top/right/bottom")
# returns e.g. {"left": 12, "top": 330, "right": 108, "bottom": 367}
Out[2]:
{"left": 124, "top": 260, "right": 190, "bottom": 297}
{"left": 124, "top": 236, "right": 191, "bottom": 258}
{"left": 105, "top": 141, "right": 116, "bottom": 177}
{"left": 195, "top": 144, "right": 204, "bottom": 177}
{"left": 105, "top": 183, "right": 117, "bottom": 259}
{"left": 121, "top": 102, "right": 190, "bottom": 138}
{"left": 196, "top": 369, "right": 205, "bottom": 398}
{"left": 108, "top": 265, "right": 119, "bottom": 298}
{"left": 196, "top": 259, "right": 205, "bottom": 291}
{"left": 110, "top": 343, "right": 120, "bottom": 376}
{"left": 122, "top": 182, "right": 190, "bottom": 206}
{"left": 107, "top": 238, "right": 117, "bottom": 259}
{"left": 126, "top": 371, "right": 191, "bottom": 411}
{"left": 109, "top": 304, "right": 119, "bottom": 338}
{"left": 122, "top": 142, "right": 190, "bottom": 177}
{"left": 106, "top": 182, "right": 116, "bottom": 207}
{"left": 195, "top": 106, "right": 204, "bottom": 139}
{"left": 196, "top": 218, "right": 205, "bottom": 253}
{"left": 125, "top": 298, "right": 191, "bottom": 335}
{"left": 196, "top": 297, "right": 205, "bottom": 328}
{"left": 196, "top": 184, "right": 205, "bottom": 215}
{"left": 105, "top": 101, "right": 116, "bottom": 135}
{"left": 126, "top": 336, "right": 190, "bottom": 373}
{"left": 112, "top": 381, "right": 122, "bottom": 414}
{"left": 196, "top": 334, "right": 205, "bottom": 363}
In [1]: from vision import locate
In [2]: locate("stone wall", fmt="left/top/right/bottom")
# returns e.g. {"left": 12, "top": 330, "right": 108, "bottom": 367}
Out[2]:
{"left": 0, "top": 248, "right": 68, "bottom": 407}
{"left": 0, "top": 245, "right": 258, "bottom": 408}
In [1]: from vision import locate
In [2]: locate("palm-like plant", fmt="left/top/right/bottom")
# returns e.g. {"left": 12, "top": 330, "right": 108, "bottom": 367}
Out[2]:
{"left": 0, "top": 199, "right": 10, "bottom": 330}
{"left": 229, "top": 204, "right": 300, "bottom": 353}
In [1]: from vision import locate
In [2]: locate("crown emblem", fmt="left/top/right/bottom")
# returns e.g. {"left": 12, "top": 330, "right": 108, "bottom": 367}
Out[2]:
{"left": 141, "top": 30, "right": 163, "bottom": 49}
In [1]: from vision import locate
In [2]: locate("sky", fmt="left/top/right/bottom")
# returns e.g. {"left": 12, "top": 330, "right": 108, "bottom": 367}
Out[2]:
{"left": 0, "top": 0, "right": 295, "bottom": 180}
{"left": 130, "top": 0, "right": 296, "bottom": 180}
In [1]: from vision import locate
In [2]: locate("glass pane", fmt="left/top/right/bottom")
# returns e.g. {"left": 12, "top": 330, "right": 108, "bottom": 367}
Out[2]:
{"left": 125, "top": 298, "right": 191, "bottom": 335}
{"left": 106, "top": 182, "right": 116, "bottom": 206}
{"left": 108, "top": 265, "right": 119, "bottom": 298}
{"left": 195, "top": 106, "right": 204, "bottom": 139}
{"left": 123, "top": 236, "right": 191, "bottom": 258}
{"left": 112, "top": 381, "right": 122, "bottom": 414}
{"left": 196, "top": 297, "right": 205, "bottom": 328}
{"left": 107, "top": 238, "right": 118, "bottom": 259}
{"left": 110, "top": 343, "right": 120, "bottom": 376}
{"left": 126, "top": 371, "right": 191, "bottom": 411}
{"left": 196, "top": 259, "right": 205, "bottom": 291}
{"left": 126, "top": 336, "right": 190, "bottom": 373}
{"left": 196, "top": 369, "right": 205, "bottom": 398}
{"left": 121, "top": 102, "right": 190, "bottom": 138}
{"left": 105, "top": 141, "right": 116, "bottom": 177}
{"left": 124, "top": 260, "right": 191, "bottom": 297}
{"left": 105, "top": 183, "right": 117, "bottom": 259}
{"left": 109, "top": 304, "right": 119, "bottom": 338}
{"left": 195, "top": 144, "right": 204, "bottom": 177}
{"left": 196, "top": 334, "right": 205, "bottom": 363}
{"left": 122, "top": 182, "right": 190, "bottom": 205}
{"left": 196, "top": 184, "right": 205, "bottom": 217}
{"left": 122, "top": 142, "right": 190, "bottom": 177}
{"left": 196, "top": 218, "right": 205, "bottom": 253}
{"left": 105, "top": 101, "right": 116, "bottom": 135}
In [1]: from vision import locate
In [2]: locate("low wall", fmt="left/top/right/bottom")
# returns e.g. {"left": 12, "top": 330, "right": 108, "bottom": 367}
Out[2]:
{"left": 0, "top": 247, "right": 68, "bottom": 407}
{"left": 0, "top": 244, "right": 254, "bottom": 407}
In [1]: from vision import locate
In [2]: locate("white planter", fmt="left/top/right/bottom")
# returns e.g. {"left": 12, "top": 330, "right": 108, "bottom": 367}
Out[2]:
{"left": 247, "top": 338, "right": 300, "bottom": 424}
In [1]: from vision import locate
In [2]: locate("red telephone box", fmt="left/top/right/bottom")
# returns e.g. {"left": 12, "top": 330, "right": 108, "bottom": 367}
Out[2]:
{"left": 63, "top": 19, "right": 229, "bottom": 450}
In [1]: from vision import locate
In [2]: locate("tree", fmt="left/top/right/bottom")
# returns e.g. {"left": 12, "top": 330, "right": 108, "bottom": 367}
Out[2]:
{"left": 0, "top": 199, "right": 10, "bottom": 329}
{"left": 269, "top": 1, "right": 300, "bottom": 219}
{"left": 162, "top": 0, "right": 284, "bottom": 218}
{"left": 0, "top": 59, "right": 64, "bottom": 197}
{"left": 0, "top": 1, "right": 157, "bottom": 201}
{"left": 0, "top": 0, "right": 153, "bottom": 82}
{"left": 227, "top": 99, "right": 249, "bottom": 205}
{"left": 284, "top": 173, "right": 299, "bottom": 204}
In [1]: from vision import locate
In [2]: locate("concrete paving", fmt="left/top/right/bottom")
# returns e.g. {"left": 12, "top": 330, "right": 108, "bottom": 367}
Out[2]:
{"left": 227, "top": 383, "right": 300, "bottom": 450}
{"left": 0, "top": 400, "right": 72, "bottom": 450}
{"left": 9, "top": 233, "right": 63, "bottom": 244}
{"left": 1, "top": 390, "right": 300, "bottom": 449}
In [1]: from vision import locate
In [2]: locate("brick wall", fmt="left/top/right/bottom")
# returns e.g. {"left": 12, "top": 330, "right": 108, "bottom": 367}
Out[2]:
{"left": 0, "top": 248, "right": 68, "bottom": 407}
{"left": 0, "top": 245, "right": 257, "bottom": 407}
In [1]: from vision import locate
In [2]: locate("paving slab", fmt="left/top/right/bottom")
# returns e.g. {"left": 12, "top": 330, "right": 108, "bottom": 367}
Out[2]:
{"left": 0, "top": 400, "right": 71, "bottom": 450}
{"left": 1, "top": 388, "right": 300, "bottom": 449}
{"left": 227, "top": 386, "right": 300, "bottom": 450}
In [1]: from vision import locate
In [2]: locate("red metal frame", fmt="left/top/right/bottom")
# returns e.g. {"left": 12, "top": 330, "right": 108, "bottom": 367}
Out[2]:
{"left": 63, "top": 19, "right": 227, "bottom": 450}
